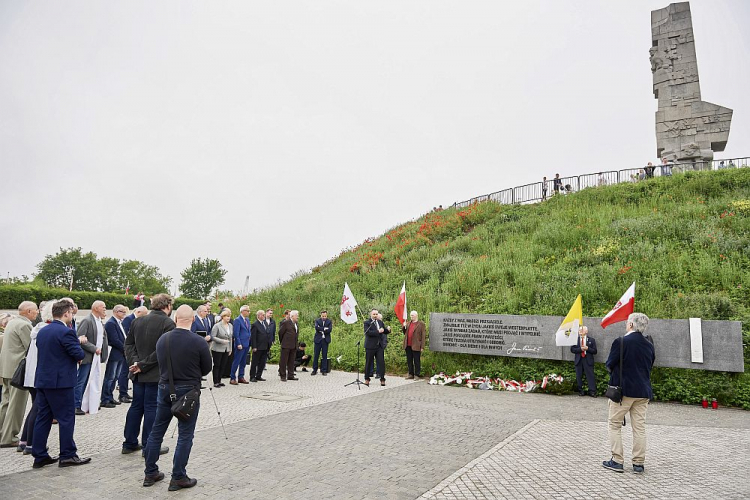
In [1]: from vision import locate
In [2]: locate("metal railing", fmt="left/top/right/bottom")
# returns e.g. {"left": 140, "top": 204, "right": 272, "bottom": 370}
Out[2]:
{"left": 452, "top": 156, "right": 750, "bottom": 208}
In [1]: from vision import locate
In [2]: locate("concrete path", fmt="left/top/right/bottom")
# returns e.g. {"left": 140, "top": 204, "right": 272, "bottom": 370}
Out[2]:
{"left": 1, "top": 368, "right": 748, "bottom": 499}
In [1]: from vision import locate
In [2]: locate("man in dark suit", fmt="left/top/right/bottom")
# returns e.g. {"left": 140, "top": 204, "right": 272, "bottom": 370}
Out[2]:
{"left": 123, "top": 294, "right": 175, "bottom": 455}
{"left": 191, "top": 305, "right": 212, "bottom": 341}
{"left": 204, "top": 301, "right": 215, "bottom": 330}
{"left": 249, "top": 309, "right": 270, "bottom": 381}
{"left": 265, "top": 309, "right": 276, "bottom": 362}
{"left": 363, "top": 309, "right": 386, "bottom": 386}
{"left": 602, "top": 312, "right": 656, "bottom": 475}
{"left": 74, "top": 300, "right": 109, "bottom": 414}
{"left": 277, "top": 310, "right": 299, "bottom": 381}
{"left": 118, "top": 306, "right": 147, "bottom": 403}
{"left": 101, "top": 305, "right": 128, "bottom": 408}
{"left": 570, "top": 326, "right": 597, "bottom": 397}
{"left": 312, "top": 310, "right": 332, "bottom": 376}
{"left": 32, "top": 300, "right": 91, "bottom": 468}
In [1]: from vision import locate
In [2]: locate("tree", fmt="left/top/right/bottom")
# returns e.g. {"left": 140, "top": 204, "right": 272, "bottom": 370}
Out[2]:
{"left": 179, "top": 258, "right": 227, "bottom": 300}
{"left": 119, "top": 260, "right": 171, "bottom": 295}
{"left": 35, "top": 248, "right": 171, "bottom": 294}
{"left": 36, "top": 247, "right": 100, "bottom": 291}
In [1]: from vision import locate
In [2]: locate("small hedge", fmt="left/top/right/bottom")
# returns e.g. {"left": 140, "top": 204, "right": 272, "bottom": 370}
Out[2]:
{"left": 0, "top": 284, "right": 203, "bottom": 310}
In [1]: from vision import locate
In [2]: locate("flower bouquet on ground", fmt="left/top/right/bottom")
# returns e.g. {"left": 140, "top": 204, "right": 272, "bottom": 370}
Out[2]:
{"left": 429, "top": 371, "right": 565, "bottom": 394}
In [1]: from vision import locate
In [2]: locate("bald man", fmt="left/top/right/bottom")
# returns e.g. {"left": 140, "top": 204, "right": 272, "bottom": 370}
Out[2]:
{"left": 143, "top": 305, "right": 211, "bottom": 491}
{"left": 74, "top": 300, "right": 109, "bottom": 414}
{"left": 0, "top": 301, "right": 38, "bottom": 447}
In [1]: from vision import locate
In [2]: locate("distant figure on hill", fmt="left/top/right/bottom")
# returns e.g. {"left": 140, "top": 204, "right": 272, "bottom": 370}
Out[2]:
{"left": 541, "top": 176, "right": 548, "bottom": 201}
{"left": 645, "top": 162, "right": 655, "bottom": 178}
{"left": 660, "top": 158, "right": 672, "bottom": 176}
{"left": 553, "top": 174, "right": 562, "bottom": 195}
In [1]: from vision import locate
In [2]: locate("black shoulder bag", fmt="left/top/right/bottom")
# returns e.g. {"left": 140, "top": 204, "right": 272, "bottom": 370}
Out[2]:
{"left": 10, "top": 343, "right": 31, "bottom": 390}
{"left": 604, "top": 336, "right": 624, "bottom": 404}
{"left": 165, "top": 334, "right": 201, "bottom": 422}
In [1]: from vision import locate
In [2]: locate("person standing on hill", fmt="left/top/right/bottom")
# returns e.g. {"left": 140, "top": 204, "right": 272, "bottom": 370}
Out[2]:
{"left": 541, "top": 176, "right": 548, "bottom": 201}
{"left": 402, "top": 311, "right": 426, "bottom": 379}
{"left": 312, "top": 310, "right": 332, "bottom": 376}
{"left": 553, "top": 173, "right": 562, "bottom": 195}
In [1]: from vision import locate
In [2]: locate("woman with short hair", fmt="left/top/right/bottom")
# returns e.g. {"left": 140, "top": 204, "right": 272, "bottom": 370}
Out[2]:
{"left": 209, "top": 309, "right": 233, "bottom": 387}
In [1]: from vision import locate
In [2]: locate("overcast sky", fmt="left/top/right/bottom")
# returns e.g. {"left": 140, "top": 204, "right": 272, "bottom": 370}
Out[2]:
{"left": 1, "top": 1, "right": 748, "bottom": 294}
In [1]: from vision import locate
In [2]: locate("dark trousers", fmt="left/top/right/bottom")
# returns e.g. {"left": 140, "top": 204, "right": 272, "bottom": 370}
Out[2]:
{"left": 123, "top": 381, "right": 158, "bottom": 450}
{"left": 405, "top": 346, "right": 421, "bottom": 376}
{"left": 20, "top": 388, "right": 37, "bottom": 445}
{"left": 102, "top": 357, "right": 124, "bottom": 404}
{"left": 230, "top": 346, "right": 249, "bottom": 380}
{"left": 313, "top": 341, "right": 329, "bottom": 373}
{"left": 145, "top": 384, "right": 199, "bottom": 481}
{"left": 117, "top": 358, "right": 130, "bottom": 398}
{"left": 279, "top": 348, "right": 296, "bottom": 379}
{"left": 250, "top": 349, "right": 268, "bottom": 380}
{"left": 32, "top": 387, "right": 77, "bottom": 462}
{"left": 575, "top": 361, "right": 597, "bottom": 394}
{"left": 364, "top": 348, "right": 385, "bottom": 381}
{"left": 211, "top": 351, "right": 229, "bottom": 385}
{"left": 74, "top": 362, "right": 92, "bottom": 409}
{"left": 222, "top": 349, "right": 234, "bottom": 378}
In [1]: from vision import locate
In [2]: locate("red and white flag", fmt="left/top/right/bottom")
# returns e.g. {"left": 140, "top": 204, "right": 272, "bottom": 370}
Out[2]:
{"left": 394, "top": 282, "right": 407, "bottom": 326}
{"left": 601, "top": 282, "right": 635, "bottom": 329}
{"left": 340, "top": 282, "right": 358, "bottom": 324}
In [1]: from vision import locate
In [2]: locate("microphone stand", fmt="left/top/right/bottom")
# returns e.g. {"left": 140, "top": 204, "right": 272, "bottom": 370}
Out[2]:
{"left": 344, "top": 307, "right": 372, "bottom": 390}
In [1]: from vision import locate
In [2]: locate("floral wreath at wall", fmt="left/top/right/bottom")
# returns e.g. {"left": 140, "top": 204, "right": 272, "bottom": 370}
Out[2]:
{"left": 429, "top": 371, "right": 565, "bottom": 393}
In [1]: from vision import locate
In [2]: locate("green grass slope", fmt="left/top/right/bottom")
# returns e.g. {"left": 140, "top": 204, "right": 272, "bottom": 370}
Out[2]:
{"left": 228, "top": 169, "right": 750, "bottom": 408}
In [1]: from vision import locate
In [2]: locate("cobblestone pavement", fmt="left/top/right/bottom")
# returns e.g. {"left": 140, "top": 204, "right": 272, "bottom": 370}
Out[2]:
{"left": 1, "top": 382, "right": 748, "bottom": 499}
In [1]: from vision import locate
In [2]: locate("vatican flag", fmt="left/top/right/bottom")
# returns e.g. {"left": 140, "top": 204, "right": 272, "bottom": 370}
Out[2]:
{"left": 555, "top": 294, "right": 582, "bottom": 346}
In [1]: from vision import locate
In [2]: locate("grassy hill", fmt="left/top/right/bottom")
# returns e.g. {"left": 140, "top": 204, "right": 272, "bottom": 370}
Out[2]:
{"left": 227, "top": 169, "right": 750, "bottom": 408}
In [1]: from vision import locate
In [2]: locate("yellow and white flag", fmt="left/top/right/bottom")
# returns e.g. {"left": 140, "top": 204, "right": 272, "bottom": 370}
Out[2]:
{"left": 555, "top": 294, "right": 582, "bottom": 346}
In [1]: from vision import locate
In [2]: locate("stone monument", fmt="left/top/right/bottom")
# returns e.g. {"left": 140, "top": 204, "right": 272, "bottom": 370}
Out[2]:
{"left": 650, "top": 2, "right": 732, "bottom": 162}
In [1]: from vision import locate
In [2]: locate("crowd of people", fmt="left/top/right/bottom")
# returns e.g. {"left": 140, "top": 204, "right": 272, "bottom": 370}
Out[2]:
{"left": 0, "top": 295, "right": 431, "bottom": 489}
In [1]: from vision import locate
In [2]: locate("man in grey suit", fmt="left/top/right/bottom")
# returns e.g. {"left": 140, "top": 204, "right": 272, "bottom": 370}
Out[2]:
{"left": 74, "top": 300, "right": 109, "bottom": 415}
{"left": 0, "top": 301, "right": 38, "bottom": 447}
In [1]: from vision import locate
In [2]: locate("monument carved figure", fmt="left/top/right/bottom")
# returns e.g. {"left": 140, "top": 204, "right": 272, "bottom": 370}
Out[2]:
{"left": 651, "top": 2, "right": 732, "bottom": 162}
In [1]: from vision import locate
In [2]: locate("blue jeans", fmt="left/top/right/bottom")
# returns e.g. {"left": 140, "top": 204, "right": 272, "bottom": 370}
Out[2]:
{"left": 230, "top": 346, "right": 249, "bottom": 380}
{"left": 101, "top": 357, "right": 124, "bottom": 404}
{"left": 74, "top": 362, "right": 92, "bottom": 409}
{"left": 313, "top": 341, "right": 329, "bottom": 373}
{"left": 123, "top": 381, "right": 158, "bottom": 450}
{"left": 145, "top": 384, "right": 199, "bottom": 480}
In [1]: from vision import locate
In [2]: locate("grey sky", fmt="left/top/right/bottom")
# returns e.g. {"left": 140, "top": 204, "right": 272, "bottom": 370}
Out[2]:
{"left": 1, "top": 1, "right": 748, "bottom": 294}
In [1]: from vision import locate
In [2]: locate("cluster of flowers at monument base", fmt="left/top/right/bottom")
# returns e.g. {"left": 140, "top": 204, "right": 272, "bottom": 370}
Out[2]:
{"left": 429, "top": 371, "right": 565, "bottom": 393}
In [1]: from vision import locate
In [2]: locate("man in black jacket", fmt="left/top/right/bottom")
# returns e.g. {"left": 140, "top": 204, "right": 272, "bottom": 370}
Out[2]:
{"left": 123, "top": 294, "right": 175, "bottom": 455}
{"left": 570, "top": 326, "right": 597, "bottom": 397}
{"left": 142, "top": 305, "right": 211, "bottom": 491}
{"left": 363, "top": 309, "right": 386, "bottom": 386}
{"left": 249, "top": 310, "right": 270, "bottom": 382}
{"left": 602, "top": 312, "right": 656, "bottom": 475}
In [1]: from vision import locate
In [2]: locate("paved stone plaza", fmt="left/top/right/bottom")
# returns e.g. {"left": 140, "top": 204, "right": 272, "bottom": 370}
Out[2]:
{"left": 1, "top": 366, "right": 748, "bottom": 499}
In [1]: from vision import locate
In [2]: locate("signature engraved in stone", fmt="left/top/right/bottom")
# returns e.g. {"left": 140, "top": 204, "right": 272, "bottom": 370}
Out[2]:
{"left": 506, "top": 342, "right": 543, "bottom": 355}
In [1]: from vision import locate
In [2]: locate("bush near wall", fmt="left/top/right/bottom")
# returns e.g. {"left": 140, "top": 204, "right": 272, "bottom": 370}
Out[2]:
{"left": 0, "top": 284, "right": 203, "bottom": 310}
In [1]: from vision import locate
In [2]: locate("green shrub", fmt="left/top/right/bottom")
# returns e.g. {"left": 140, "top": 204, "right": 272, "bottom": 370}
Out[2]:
{"left": 0, "top": 284, "right": 203, "bottom": 310}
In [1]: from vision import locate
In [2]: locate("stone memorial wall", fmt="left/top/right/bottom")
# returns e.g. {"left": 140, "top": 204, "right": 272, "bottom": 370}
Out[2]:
{"left": 429, "top": 313, "right": 744, "bottom": 373}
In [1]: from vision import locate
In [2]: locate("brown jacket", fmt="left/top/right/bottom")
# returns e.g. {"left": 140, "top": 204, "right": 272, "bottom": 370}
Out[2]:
{"left": 278, "top": 319, "right": 299, "bottom": 350}
{"left": 402, "top": 320, "right": 426, "bottom": 351}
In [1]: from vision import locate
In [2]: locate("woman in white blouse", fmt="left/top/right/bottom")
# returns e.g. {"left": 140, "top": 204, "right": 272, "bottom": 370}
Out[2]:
{"left": 210, "top": 309, "right": 233, "bottom": 387}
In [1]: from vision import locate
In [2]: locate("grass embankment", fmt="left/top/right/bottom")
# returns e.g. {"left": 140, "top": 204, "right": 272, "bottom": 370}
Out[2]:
{"left": 227, "top": 169, "right": 750, "bottom": 408}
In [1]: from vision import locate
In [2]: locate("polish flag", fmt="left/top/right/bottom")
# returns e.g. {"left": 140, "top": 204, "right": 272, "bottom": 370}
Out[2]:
{"left": 601, "top": 282, "right": 636, "bottom": 329}
{"left": 394, "top": 282, "right": 407, "bottom": 326}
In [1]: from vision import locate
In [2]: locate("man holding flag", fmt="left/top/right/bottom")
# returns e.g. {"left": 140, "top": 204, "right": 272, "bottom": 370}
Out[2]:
{"left": 402, "top": 311, "right": 426, "bottom": 379}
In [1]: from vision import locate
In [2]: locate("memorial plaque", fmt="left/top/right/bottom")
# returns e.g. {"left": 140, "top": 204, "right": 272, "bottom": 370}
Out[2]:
{"left": 429, "top": 313, "right": 744, "bottom": 373}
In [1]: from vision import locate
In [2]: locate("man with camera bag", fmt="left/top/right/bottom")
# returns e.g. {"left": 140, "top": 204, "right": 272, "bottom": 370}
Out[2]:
{"left": 601, "top": 312, "right": 655, "bottom": 475}
{"left": 142, "top": 305, "right": 211, "bottom": 491}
